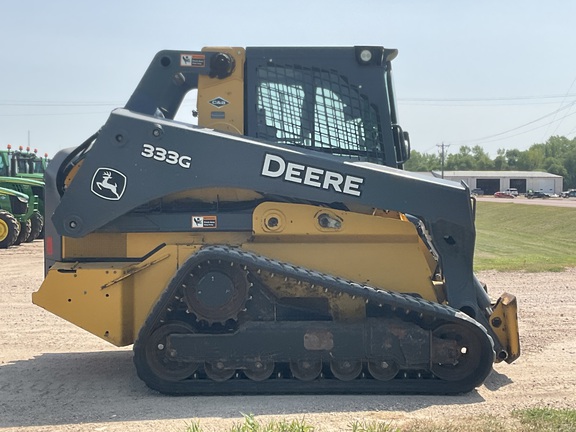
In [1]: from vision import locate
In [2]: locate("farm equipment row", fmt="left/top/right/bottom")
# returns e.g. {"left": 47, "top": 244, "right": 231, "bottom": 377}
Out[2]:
{"left": 0, "top": 146, "right": 49, "bottom": 248}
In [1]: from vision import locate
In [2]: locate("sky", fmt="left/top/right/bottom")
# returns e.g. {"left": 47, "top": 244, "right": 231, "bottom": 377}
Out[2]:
{"left": 2, "top": 0, "right": 576, "bottom": 159}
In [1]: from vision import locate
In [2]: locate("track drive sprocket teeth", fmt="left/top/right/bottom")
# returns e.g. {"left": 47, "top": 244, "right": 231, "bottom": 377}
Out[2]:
{"left": 181, "top": 259, "right": 249, "bottom": 324}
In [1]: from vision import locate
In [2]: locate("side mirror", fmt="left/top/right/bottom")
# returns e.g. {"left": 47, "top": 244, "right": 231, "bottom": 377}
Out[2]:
{"left": 402, "top": 130, "right": 411, "bottom": 162}
{"left": 392, "top": 125, "right": 411, "bottom": 165}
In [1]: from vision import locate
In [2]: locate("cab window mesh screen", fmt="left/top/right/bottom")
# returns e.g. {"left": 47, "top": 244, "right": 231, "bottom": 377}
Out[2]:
{"left": 256, "top": 65, "right": 384, "bottom": 162}
{"left": 258, "top": 81, "right": 305, "bottom": 144}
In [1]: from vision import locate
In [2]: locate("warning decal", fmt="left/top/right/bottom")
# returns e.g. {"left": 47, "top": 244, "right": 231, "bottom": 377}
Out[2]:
{"left": 181, "top": 54, "right": 206, "bottom": 67}
{"left": 192, "top": 215, "right": 217, "bottom": 228}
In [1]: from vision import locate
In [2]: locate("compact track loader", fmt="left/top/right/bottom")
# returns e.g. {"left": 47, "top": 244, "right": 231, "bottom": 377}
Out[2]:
{"left": 34, "top": 46, "right": 519, "bottom": 394}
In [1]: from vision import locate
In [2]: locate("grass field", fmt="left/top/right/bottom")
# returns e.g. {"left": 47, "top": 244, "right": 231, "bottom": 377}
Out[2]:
{"left": 474, "top": 201, "right": 576, "bottom": 271}
{"left": 184, "top": 408, "right": 576, "bottom": 431}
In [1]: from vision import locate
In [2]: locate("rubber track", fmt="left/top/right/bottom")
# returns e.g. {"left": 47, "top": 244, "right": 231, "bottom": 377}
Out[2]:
{"left": 133, "top": 245, "right": 495, "bottom": 395}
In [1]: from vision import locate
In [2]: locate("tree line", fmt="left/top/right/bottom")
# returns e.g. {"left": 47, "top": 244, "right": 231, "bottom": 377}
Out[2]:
{"left": 404, "top": 135, "right": 576, "bottom": 189}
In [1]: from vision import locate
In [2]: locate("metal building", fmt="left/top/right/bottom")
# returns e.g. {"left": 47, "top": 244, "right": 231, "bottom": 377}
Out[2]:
{"left": 428, "top": 170, "right": 563, "bottom": 195}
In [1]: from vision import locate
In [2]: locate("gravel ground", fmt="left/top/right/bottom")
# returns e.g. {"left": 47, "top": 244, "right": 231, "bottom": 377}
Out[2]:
{"left": 1, "top": 241, "right": 575, "bottom": 432}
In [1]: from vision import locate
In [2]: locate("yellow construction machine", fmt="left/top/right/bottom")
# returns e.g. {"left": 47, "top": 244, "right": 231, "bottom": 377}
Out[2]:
{"left": 33, "top": 46, "right": 519, "bottom": 394}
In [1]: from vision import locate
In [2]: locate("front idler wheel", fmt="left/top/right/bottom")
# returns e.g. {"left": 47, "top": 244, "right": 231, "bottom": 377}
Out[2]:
{"left": 430, "top": 323, "right": 482, "bottom": 381}
{"left": 144, "top": 321, "right": 198, "bottom": 382}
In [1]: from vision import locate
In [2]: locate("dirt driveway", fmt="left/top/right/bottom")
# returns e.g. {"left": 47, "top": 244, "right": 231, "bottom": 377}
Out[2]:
{"left": 1, "top": 241, "right": 575, "bottom": 432}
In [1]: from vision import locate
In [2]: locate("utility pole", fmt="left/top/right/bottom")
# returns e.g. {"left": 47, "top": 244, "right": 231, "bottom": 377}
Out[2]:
{"left": 437, "top": 142, "right": 450, "bottom": 178}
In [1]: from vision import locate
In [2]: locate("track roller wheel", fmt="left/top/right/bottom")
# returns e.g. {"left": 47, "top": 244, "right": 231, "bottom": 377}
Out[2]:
{"left": 330, "top": 359, "right": 363, "bottom": 381}
{"left": 144, "top": 322, "right": 198, "bottom": 381}
{"left": 367, "top": 359, "right": 399, "bottom": 381}
{"left": 204, "top": 361, "right": 235, "bottom": 382}
{"left": 289, "top": 359, "right": 322, "bottom": 381}
{"left": 430, "top": 323, "right": 483, "bottom": 381}
{"left": 244, "top": 359, "right": 275, "bottom": 382}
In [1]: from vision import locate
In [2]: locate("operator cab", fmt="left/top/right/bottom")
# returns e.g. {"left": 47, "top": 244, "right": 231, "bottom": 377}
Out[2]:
{"left": 126, "top": 46, "right": 411, "bottom": 169}
{"left": 243, "top": 47, "right": 410, "bottom": 168}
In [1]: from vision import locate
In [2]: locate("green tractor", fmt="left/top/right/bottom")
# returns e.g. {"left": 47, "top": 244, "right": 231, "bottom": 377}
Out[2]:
{"left": 5, "top": 145, "right": 50, "bottom": 178}
{"left": 0, "top": 186, "right": 28, "bottom": 248}
{"left": 0, "top": 145, "right": 46, "bottom": 241}
{"left": 0, "top": 177, "right": 43, "bottom": 243}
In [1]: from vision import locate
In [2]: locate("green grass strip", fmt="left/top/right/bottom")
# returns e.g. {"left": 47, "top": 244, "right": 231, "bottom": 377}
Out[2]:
{"left": 474, "top": 201, "right": 576, "bottom": 271}
{"left": 184, "top": 409, "right": 576, "bottom": 432}
{"left": 512, "top": 408, "right": 576, "bottom": 431}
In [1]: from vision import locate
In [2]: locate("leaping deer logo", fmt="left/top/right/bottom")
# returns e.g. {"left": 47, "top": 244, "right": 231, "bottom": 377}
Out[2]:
{"left": 96, "top": 171, "right": 120, "bottom": 199}
{"left": 91, "top": 168, "right": 127, "bottom": 201}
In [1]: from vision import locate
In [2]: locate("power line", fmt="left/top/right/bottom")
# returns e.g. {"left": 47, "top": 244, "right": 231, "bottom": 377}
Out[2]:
{"left": 565, "top": 124, "right": 576, "bottom": 138}
{"left": 0, "top": 101, "right": 198, "bottom": 117}
{"left": 399, "top": 93, "right": 576, "bottom": 106}
{"left": 448, "top": 101, "right": 576, "bottom": 145}
{"left": 546, "top": 74, "right": 576, "bottom": 139}
{"left": 401, "top": 93, "right": 576, "bottom": 101}
{"left": 453, "top": 110, "right": 576, "bottom": 146}
{"left": 0, "top": 94, "right": 570, "bottom": 108}
{"left": 0, "top": 99, "right": 198, "bottom": 107}
{"left": 0, "top": 101, "right": 122, "bottom": 107}
{"left": 0, "top": 111, "right": 111, "bottom": 117}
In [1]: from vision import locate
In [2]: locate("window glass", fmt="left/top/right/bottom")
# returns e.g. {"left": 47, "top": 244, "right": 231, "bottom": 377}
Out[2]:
{"left": 17, "top": 157, "right": 28, "bottom": 174}
{"left": 33, "top": 160, "right": 45, "bottom": 174}
{"left": 256, "top": 64, "right": 384, "bottom": 162}
{"left": 257, "top": 81, "right": 305, "bottom": 144}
